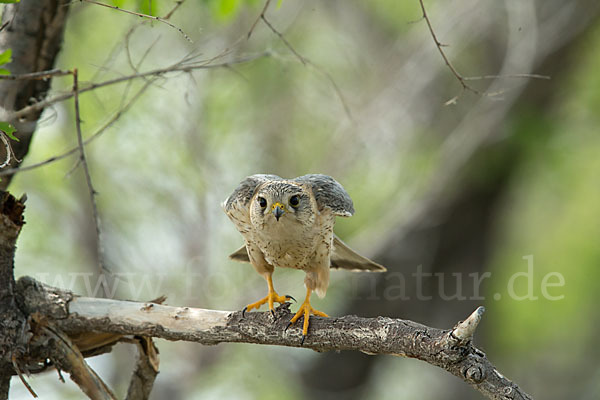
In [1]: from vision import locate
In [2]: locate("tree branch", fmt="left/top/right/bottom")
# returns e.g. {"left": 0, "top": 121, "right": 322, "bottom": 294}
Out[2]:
{"left": 125, "top": 336, "right": 159, "bottom": 400}
{"left": 3, "top": 52, "right": 269, "bottom": 123}
{"left": 16, "top": 276, "right": 532, "bottom": 400}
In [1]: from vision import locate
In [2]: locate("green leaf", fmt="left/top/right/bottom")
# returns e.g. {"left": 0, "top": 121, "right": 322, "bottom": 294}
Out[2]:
{"left": 0, "top": 121, "right": 18, "bottom": 142}
{"left": 0, "top": 0, "right": 20, "bottom": 4}
{"left": 0, "top": 68, "right": 9, "bottom": 75}
{"left": 215, "top": 0, "right": 240, "bottom": 20}
{"left": 0, "top": 49, "right": 11, "bottom": 66}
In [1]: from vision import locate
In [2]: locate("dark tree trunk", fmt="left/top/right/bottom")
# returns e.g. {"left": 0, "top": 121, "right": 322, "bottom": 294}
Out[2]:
{"left": 0, "top": 193, "right": 26, "bottom": 400}
{"left": 0, "top": 0, "right": 71, "bottom": 189}
{"left": 0, "top": 1, "right": 70, "bottom": 396}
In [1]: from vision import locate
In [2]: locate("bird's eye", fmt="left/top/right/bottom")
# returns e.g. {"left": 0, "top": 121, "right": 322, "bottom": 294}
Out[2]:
{"left": 257, "top": 197, "right": 267, "bottom": 208}
{"left": 289, "top": 195, "right": 300, "bottom": 208}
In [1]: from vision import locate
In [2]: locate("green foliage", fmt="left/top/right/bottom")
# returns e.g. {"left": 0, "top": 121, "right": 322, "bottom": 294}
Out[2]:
{"left": 0, "top": 121, "right": 18, "bottom": 141}
{"left": 0, "top": 48, "right": 12, "bottom": 75}
{"left": 210, "top": 0, "right": 242, "bottom": 21}
{"left": 0, "top": 0, "right": 20, "bottom": 3}
{"left": 136, "top": 0, "right": 151, "bottom": 15}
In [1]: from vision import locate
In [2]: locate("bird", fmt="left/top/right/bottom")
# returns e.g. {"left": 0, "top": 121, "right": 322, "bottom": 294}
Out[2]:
{"left": 223, "top": 174, "right": 385, "bottom": 343}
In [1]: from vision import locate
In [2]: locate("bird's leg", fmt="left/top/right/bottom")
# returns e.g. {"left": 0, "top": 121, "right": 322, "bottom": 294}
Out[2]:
{"left": 286, "top": 287, "right": 328, "bottom": 344}
{"left": 243, "top": 274, "right": 294, "bottom": 317}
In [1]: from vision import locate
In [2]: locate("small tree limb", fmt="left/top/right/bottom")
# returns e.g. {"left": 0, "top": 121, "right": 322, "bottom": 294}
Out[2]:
{"left": 125, "top": 336, "right": 159, "bottom": 400}
{"left": 16, "top": 276, "right": 532, "bottom": 400}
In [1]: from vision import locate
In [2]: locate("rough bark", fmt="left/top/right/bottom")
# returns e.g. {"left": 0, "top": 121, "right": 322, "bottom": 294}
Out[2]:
{"left": 14, "top": 276, "right": 530, "bottom": 400}
{"left": 0, "top": 0, "right": 71, "bottom": 188}
{"left": 124, "top": 336, "right": 159, "bottom": 400}
{"left": 0, "top": 192, "right": 26, "bottom": 400}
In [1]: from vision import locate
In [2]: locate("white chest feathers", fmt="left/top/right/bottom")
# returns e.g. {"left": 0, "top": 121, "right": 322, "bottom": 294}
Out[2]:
{"left": 253, "top": 216, "right": 333, "bottom": 270}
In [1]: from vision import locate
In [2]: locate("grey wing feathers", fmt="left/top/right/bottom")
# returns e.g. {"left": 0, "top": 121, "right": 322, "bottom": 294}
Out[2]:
{"left": 228, "top": 245, "right": 250, "bottom": 263}
{"left": 223, "top": 174, "right": 282, "bottom": 212}
{"left": 293, "top": 174, "right": 355, "bottom": 217}
{"left": 330, "top": 235, "right": 386, "bottom": 272}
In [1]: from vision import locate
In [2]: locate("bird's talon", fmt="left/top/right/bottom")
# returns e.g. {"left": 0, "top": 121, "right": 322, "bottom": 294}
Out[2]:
{"left": 285, "top": 322, "right": 292, "bottom": 332}
{"left": 242, "top": 307, "right": 248, "bottom": 318}
{"left": 301, "top": 335, "right": 306, "bottom": 346}
{"left": 270, "top": 309, "right": 275, "bottom": 319}
{"left": 286, "top": 294, "right": 296, "bottom": 302}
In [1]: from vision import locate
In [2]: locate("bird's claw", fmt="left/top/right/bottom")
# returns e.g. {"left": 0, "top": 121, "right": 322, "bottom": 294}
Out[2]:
{"left": 301, "top": 335, "right": 307, "bottom": 346}
{"left": 285, "top": 294, "right": 296, "bottom": 303}
{"left": 242, "top": 306, "right": 248, "bottom": 318}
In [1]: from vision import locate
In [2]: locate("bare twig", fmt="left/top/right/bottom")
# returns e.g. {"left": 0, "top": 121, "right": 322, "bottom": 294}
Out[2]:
{"left": 73, "top": 69, "right": 110, "bottom": 295}
{"left": 42, "top": 323, "right": 117, "bottom": 400}
{"left": 11, "top": 355, "right": 38, "bottom": 398}
{"left": 418, "top": 0, "right": 550, "bottom": 104}
{"left": 261, "top": 15, "right": 306, "bottom": 65}
{"left": 0, "top": 69, "right": 72, "bottom": 81}
{"left": 80, "top": 0, "right": 192, "bottom": 43}
{"left": 418, "top": 0, "right": 479, "bottom": 98}
{"left": 248, "top": 0, "right": 272, "bottom": 39}
{"left": 260, "top": 16, "right": 354, "bottom": 122}
{"left": 0, "top": 132, "right": 18, "bottom": 168}
{"left": 463, "top": 73, "right": 550, "bottom": 81}
{"left": 5, "top": 53, "right": 269, "bottom": 122}
{"left": 125, "top": 337, "right": 159, "bottom": 400}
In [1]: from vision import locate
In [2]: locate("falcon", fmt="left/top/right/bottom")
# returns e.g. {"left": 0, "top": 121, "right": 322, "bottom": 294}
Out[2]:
{"left": 223, "top": 174, "right": 385, "bottom": 343}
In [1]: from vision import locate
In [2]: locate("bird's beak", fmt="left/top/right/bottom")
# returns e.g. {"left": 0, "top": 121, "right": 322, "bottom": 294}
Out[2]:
{"left": 272, "top": 203, "right": 285, "bottom": 221}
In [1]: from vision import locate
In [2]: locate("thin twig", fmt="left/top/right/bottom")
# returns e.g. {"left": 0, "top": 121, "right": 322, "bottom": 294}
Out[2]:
{"left": 81, "top": 0, "right": 192, "bottom": 43}
{"left": 90, "top": 0, "right": 187, "bottom": 84}
{"left": 418, "top": 0, "right": 550, "bottom": 104}
{"left": 11, "top": 355, "right": 38, "bottom": 398}
{"left": 418, "top": 0, "right": 479, "bottom": 98}
{"left": 73, "top": 68, "right": 110, "bottom": 295}
{"left": 248, "top": 0, "right": 272, "bottom": 39}
{"left": 163, "top": 0, "right": 184, "bottom": 19}
{"left": 261, "top": 15, "right": 306, "bottom": 65}
{"left": 6, "top": 53, "right": 269, "bottom": 122}
{"left": 463, "top": 73, "right": 551, "bottom": 81}
{"left": 0, "top": 20, "right": 10, "bottom": 33}
{"left": 0, "top": 132, "right": 15, "bottom": 168}
{"left": 261, "top": 16, "right": 354, "bottom": 122}
{"left": 0, "top": 69, "right": 72, "bottom": 80}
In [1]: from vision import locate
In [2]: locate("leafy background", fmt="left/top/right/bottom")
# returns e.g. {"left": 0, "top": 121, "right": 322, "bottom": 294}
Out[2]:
{"left": 4, "top": 0, "right": 600, "bottom": 398}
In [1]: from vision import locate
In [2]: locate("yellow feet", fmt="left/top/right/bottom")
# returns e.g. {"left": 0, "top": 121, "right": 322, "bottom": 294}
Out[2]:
{"left": 242, "top": 274, "right": 294, "bottom": 317}
{"left": 286, "top": 288, "right": 328, "bottom": 344}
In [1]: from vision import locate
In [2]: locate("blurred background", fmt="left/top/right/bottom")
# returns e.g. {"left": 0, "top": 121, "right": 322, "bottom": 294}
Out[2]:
{"left": 4, "top": 0, "right": 600, "bottom": 398}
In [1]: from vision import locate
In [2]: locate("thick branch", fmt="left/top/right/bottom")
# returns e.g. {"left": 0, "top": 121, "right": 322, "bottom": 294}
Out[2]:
{"left": 16, "top": 277, "right": 531, "bottom": 400}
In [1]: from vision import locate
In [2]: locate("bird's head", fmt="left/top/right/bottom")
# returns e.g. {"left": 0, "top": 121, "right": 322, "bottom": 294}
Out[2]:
{"left": 250, "top": 181, "right": 315, "bottom": 228}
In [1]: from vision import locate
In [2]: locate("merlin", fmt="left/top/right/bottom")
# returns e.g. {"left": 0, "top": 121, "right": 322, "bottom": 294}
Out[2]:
{"left": 223, "top": 174, "right": 385, "bottom": 342}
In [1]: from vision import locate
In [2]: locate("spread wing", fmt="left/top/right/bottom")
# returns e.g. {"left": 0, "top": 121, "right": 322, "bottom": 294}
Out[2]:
{"left": 228, "top": 235, "right": 386, "bottom": 272}
{"left": 330, "top": 235, "right": 386, "bottom": 271}
{"left": 293, "top": 174, "right": 355, "bottom": 217}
